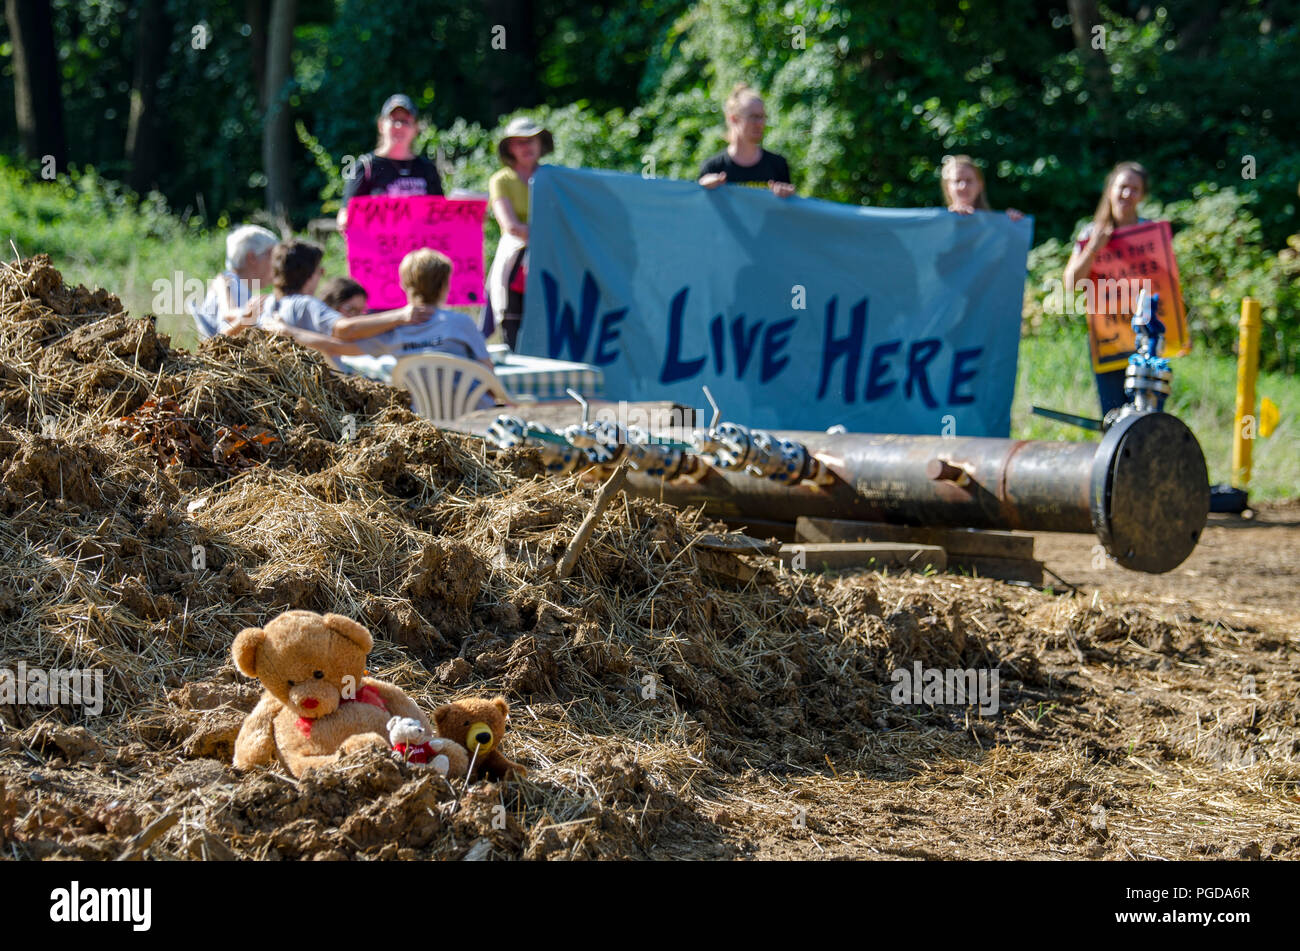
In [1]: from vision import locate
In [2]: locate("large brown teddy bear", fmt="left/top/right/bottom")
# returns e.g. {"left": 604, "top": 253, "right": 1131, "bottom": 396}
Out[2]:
{"left": 232, "top": 610, "right": 436, "bottom": 778}
{"left": 434, "top": 696, "right": 527, "bottom": 781}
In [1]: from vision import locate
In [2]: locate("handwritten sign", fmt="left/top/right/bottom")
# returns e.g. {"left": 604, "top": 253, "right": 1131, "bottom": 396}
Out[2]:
{"left": 345, "top": 196, "right": 486, "bottom": 309}
{"left": 521, "top": 167, "right": 1032, "bottom": 437}
{"left": 1080, "top": 220, "right": 1188, "bottom": 373}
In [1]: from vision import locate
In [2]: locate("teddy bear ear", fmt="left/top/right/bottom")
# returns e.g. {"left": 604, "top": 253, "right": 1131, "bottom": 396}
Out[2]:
{"left": 232, "top": 627, "right": 265, "bottom": 678}
{"left": 322, "top": 614, "right": 373, "bottom": 653}
{"left": 433, "top": 704, "right": 452, "bottom": 726}
{"left": 493, "top": 696, "right": 510, "bottom": 719}
{"left": 386, "top": 715, "right": 400, "bottom": 731}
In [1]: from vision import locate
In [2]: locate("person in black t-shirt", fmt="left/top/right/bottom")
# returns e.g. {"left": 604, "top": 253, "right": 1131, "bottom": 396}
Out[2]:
{"left": 336, "top": 94, "right": 444, "bottom": 233}
{"left": 698, "top": 83, "right": 795, "bottom": 198}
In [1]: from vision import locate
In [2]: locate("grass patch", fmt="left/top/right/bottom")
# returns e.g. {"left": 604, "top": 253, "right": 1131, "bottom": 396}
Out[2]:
{"left": 1014, "top": 327, "right": 1297, "bottom": 500}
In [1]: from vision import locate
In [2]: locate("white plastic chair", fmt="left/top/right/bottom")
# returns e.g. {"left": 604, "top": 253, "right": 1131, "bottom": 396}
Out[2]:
{"left": 391, "top": 353, "right": 509, "bottom": 423}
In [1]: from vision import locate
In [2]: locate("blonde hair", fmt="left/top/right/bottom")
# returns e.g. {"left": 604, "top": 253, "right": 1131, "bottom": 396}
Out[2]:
{"left": 398, "top": 248, "right": 452, "bottom": 306}
{"left": 725, "top": 82, "right": 763, "bottom": 116}
{"left": 940, "top": 155, "right": 991, "bottom": 211}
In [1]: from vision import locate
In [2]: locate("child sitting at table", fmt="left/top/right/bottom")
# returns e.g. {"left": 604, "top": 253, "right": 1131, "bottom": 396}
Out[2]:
{"left": 267, "top": 248, "right": 508, "bottom": 405}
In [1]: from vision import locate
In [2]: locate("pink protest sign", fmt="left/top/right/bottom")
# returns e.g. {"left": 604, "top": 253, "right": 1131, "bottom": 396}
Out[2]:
{"left": 345, "top": 196, "right": 486, "bottom": 309}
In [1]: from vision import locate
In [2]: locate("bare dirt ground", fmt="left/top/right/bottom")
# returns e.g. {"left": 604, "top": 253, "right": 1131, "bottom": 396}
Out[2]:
{"left": 713, "top": 504, "right": 1300, "bottom": 860}
{"left": 0, "top": 258, "right": 1296, "bottom": 861}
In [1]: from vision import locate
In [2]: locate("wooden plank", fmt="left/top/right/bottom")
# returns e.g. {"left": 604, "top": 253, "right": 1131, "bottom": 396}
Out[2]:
{"left": 696, "top": 533, "right": 784, "bottom": 556}
{"left": 796, "top": 516, "right": 1034, "bottom": 559}
{"left": 779, "top": 542, "right": 947, "bottom": 573}
{"left": 948, "top": 555, "right": 1044, "bottom": 585}
{"left": 719, "top": 518, "right": 798, "bottom": 544}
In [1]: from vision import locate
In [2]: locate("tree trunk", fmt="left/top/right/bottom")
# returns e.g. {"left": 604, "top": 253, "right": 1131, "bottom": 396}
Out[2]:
{"left": 262, "top": 0, "right": 297, "bottom": 226}
{"left": 5, "top": 0, "right": 67, "bottom": 172}
{"left": 125, "top": 0, "right": 170, "bottom": 194}
{"left": 248, "top": 0, "right": 268, "bottom": 104}
{"left": 1068, "top": 0, "right": 1113, "bottom": 128}
{"left": 481, "top": 0, "right": 538, "bottom": 120}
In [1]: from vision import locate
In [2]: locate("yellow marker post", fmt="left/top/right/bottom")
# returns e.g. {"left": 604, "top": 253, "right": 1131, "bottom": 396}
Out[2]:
{"left": 1231, "top": 298, "right": 1262, "bottom": 489}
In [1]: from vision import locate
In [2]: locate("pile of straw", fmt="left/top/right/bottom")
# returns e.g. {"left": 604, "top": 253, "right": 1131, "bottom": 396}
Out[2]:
{"left": 2, "top": 256, "right": 1295, "bottom": 861}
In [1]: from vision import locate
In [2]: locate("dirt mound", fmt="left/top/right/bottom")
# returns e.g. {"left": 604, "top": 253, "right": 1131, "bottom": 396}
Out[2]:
{"left": 1, "top": 256, "right": 1296, "bottom": 861}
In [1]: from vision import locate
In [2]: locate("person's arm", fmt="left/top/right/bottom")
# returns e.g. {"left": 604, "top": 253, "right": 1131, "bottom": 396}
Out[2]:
{"left": 267, "top": 319, "right": 365, "bottom": 357}
{"left": 220, "top": 292, "right": 270, "bottom": 336}
{"left": 492, "top": 197, "right": 529, "bottom": 240}
{"left": 332, "top": 304, "right": 434, "bottom": 342}
{"left": 770, "top": 156, "right": 795, "bottom": 198}
{"left": 1064, "top": 223, "right": 1111, "bottom": 292}
{"left": 698, "top": 156, "right": 727, "bottom": 189}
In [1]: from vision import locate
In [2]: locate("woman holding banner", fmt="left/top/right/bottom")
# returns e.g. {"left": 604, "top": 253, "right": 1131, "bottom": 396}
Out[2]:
{"left": 697, "top": 84, "right": 795, "bottom": 198}
{"left": 336, "top": 94, "right": 443, "bottom": 234}
{"left": 940, "top": 155, "right": 1024, "bottom": 221}
{"left": 1063, "top": 161, "right": 1151, "bottom": 415}
{"left": 485, "top": 117, "right": 554, "bottom": 350}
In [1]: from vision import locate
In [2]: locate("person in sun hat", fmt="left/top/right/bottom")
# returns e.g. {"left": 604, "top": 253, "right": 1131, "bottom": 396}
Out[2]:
{"left": 484, "top": 115, "right": 554, "bottom": 349}
{"left": 336, "top": 94, "right": 444, "bottom": 233}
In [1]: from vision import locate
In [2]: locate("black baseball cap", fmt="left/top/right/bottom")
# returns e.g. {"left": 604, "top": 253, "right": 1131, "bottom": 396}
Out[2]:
{"left": 379, "top": 94, "right": 416, "bottom": 118}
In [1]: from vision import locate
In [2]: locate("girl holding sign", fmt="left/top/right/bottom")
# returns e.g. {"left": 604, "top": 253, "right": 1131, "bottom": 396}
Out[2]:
{"left": 336, "top": 94, "right": 444, "bottom": 233}
{"left": 1063, "top": 161, "right": 1152, "bottom": 414}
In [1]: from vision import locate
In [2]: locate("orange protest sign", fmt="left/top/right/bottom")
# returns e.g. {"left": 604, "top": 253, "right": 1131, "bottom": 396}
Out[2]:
{"left": 1079, "top": 220, "right": 1188, "bottom": 373}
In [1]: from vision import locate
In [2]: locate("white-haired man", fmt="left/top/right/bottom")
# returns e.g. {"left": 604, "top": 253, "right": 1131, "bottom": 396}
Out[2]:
{"left": 191, "top": 224, "right": 277, "bottom": 337}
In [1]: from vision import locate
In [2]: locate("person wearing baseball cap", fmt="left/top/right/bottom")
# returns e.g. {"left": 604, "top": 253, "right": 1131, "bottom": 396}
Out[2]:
{"left": 337, "top": 94, "right": 444, "bottom": 232}
{"left": 485, "top": 116, "right": 554, "bottom": 348}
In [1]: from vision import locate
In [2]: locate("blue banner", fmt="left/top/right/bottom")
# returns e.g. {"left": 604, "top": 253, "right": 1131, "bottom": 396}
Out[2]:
{"left": 519, "top": 166, "right": 1032, "bottom": 436}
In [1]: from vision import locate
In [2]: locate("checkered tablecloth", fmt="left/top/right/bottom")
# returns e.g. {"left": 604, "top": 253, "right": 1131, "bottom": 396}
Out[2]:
{"left": 337, "top": 348, "right": 604, "bottom": 402}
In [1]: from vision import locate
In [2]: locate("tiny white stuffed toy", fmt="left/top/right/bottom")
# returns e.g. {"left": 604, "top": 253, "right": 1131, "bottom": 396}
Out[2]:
{"left": 387, "top": 715, "right": 458, "bottom": 776}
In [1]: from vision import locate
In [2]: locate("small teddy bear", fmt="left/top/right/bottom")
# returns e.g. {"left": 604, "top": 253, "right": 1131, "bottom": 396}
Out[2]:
{"left": 386, "top": 715, "right": 469, "bottom": 777}
{"left": 433, "top": 696, "right": 527, "bottom": 781}
{"left": 231, "top": 610, "right": 431, "bottom": 778}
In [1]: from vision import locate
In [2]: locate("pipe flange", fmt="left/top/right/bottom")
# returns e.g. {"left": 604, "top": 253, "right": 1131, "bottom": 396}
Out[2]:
{"left": 486, "top": 415, "right": 529, "bottom": 451}
{"left": 1090, "top": 411, "right": 1208, "bottom": 572}
{"left": 712, "top": 422, "right": 752, "bottom": 470}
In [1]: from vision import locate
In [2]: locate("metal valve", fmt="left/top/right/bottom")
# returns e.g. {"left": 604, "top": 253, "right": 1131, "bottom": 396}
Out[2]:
{"left": 486, "top": 414, "right": 588, "bottom": 474}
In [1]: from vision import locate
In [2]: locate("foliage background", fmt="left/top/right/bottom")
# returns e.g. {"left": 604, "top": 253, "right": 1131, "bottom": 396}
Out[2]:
{"left": 1, "top": 2, "right": 1297, "bottom": 480}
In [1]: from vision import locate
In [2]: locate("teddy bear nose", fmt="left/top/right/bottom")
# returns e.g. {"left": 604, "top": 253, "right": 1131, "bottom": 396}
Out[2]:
{"left": 301, "top": 698, "right": 319, "bottom": 709}
{"left": 475, "top": 731, "right": 491, "bottom": 745}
